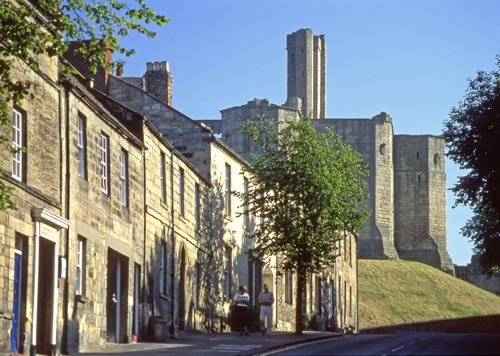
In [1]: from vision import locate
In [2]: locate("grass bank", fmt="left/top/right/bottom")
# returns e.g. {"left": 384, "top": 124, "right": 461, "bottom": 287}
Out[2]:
{"left": 358, "top": 259, "right": 500, "bottom": 329}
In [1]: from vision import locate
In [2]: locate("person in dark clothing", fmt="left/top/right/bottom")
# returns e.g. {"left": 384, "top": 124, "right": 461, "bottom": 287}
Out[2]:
{"left": 233, "top": 284, "right": 250, "bottom": 335}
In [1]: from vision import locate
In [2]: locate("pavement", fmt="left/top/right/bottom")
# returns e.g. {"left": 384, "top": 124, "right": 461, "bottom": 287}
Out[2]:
{"left": 78, "top": 330, "right": 344, "bottom": 355}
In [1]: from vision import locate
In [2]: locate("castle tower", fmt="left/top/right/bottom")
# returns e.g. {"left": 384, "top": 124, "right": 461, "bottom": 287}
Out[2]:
{"left": 286, "top": 29, "right": 326, "bottom": 119}
{"left": 393, "top": 135, "right": 454, "bottom": 273}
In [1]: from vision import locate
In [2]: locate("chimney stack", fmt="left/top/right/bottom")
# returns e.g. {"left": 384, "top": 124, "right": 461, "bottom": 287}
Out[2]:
{"left": 64, "top": 40, "right": 113, "bottom": 93}
{"left": 144, "top": 61, "right": 173, "bottom": 106}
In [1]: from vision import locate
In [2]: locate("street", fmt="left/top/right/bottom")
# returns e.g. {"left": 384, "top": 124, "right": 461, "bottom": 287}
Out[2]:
{"left": 264, "top": 331, "right": 500, "bottom": 355}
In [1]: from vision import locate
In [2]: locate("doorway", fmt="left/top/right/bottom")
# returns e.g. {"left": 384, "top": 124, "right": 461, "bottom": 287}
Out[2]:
{"left": 11, "top": 235, "right": 27, "bottom": 353}
{"left": 106, "top": 249, "right": 128, "bottom": 343}
{"left": 178, "top": 247, "right": 186, "bottom": 331}
{"left": 36, "top": 238, "right": 55, "bottom": 354}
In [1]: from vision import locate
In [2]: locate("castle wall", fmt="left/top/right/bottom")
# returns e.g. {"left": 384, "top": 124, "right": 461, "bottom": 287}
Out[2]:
{"left": 394, "top": 135, "right": 453, "bottom": 273}
{"left": 313, "top": 114, "right": 397, "bottom": 259}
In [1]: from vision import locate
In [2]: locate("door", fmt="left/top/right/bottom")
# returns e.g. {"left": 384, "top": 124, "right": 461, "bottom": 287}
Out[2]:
{"left": 10, "top": 252, "right": 22, "bottom": 352}
{"left": 133, "top": 263, "right": 140, "bottom": 338}
{"left": 106, "top": 249, "right": 128, "bottom": 343}
{"left": 106, "top": 252, "right": 119, "bottom": 342}
{"left": 37, "top": 238, "right": 55, "bottom": 354}
{"left": 178, "top": 247, "right": 186, "bottom": 331}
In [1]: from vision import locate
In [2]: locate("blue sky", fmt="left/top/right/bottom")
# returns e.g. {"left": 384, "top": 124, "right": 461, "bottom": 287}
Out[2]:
{"left": 118, "top": 0, "right": 499, "bottom": 265}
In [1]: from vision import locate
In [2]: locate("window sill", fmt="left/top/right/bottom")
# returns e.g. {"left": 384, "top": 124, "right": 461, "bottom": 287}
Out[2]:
{"left": 76, "top": 294, "right": 89, "bottom": 304}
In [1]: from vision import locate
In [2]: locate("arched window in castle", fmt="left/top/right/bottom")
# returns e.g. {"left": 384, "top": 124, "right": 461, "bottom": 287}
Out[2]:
{"left": 379, "top": 143, "right": 386, "bottom": 155}
{"left": 416, "top": 152, "right": 420, "bottom": 159}
{"left": 434, "top": 153, "right": 440, "bottom": 166}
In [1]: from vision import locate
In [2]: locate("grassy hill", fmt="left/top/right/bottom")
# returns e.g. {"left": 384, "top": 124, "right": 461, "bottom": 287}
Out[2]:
{"left": 358, "top": 259, "right": 500, "bottom": 329}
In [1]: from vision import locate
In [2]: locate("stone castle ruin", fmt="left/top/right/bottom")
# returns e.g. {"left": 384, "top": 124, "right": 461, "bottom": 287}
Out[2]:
{"left": 198, "top": 28, "right": 454, "bottom": 273}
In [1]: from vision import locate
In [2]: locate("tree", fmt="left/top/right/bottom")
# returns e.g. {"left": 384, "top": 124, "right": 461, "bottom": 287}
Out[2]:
{"left": 0, "top": 0, "right": 168, "bottom": 209}
{"left": 443, "top": 57, "right": 500, "bottom": 273}
{"left": 197, "top": 178, "right": 230, "bottom": 333}
{"left": 239, "top": 116, "right": 369, "bottom": 334}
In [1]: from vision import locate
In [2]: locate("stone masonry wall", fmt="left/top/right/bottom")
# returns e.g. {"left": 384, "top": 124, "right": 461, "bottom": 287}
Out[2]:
{"left": 0, "top": 53, "right": 62, "bottom": 353}
{"left": 219, "top": 99, "right": 299, "bottom": 162}
{"left": 108, "top": 75, "right": 213, "bottom": 180}
{"left": 313, "top": 114, "right": 398, "bottom": 259}
{"left": 394, "top": 135, "right": 453, "bottom": 273}
{"left": 64, "top": 81, "right": 146, "bottom": 351}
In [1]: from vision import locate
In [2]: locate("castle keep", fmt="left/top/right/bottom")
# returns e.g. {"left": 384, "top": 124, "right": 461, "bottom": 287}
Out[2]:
{"left": 200, "top": 28, "right": 454, "bottom": 273}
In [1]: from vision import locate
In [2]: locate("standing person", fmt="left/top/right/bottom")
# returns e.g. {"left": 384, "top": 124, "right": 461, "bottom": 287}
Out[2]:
{"left": 258, "top": 283, "right": 275, "bottom": 336}
{"left": 233, "top": 284, "right": 250, "bottom": 335}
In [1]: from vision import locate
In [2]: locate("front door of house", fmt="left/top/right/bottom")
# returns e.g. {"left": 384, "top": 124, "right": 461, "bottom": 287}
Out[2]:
{"left": 10, "top": 252, "right": 22, "bottom": 352}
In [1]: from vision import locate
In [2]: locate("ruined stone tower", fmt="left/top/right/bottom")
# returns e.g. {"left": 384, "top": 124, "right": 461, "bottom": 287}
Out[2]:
{"left": 198, "top": 29, "right": 453, "bottom": 272}
{"left": 286, "top": 28, "right": 326, "bottom": 119}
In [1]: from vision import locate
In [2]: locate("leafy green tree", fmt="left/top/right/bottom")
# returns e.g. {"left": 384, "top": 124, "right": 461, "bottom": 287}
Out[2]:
{"left": 443, "top": 57, "right": 500, "bottom": 273}
{"left": 0, "top": 0, "right": 168, "bottom": 209}
{"left": 239, "top": 116, "right": 369, "bottom": 334}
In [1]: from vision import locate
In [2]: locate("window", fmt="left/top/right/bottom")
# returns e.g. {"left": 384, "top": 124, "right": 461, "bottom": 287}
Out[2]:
{"left": 100, "top": 133, "right": 110, "bottom": 194}
{"left": 119, "top": 149, "right": 129, "bottom": 207}
{"left": 243, "top": 177, "right": 250, "bottom": 229}
{"left": 160, "top": 153, "right": 166, "bottom": 203}
{"left": 159, "top": 240, "right": 168, "bottom": 295}
{"left": 195, "top": 262, "right": 201, "bottom": 308}
{"left": 315, "top": 276, "right": 322, "bottom": 313}
{"left": 285, "top": 271, "right": 293, "bottom": 304}
{"left": 416, "top": 152, "right": 420, "bottom": 159}
{"left": 12, "top": 108, "right": 24, "bottom": 181}
{"left": 195, "top": 183, "right": 201, "bottom": 230}
{"left": 77, "top": 114, "right": 87, "bottom": 179}
{"left": 223, "top": 245, "right": 232, "bottom": 298}
{"left": 179, "top": 168, "right": 185, "bottom": 216}
{"left": 224, "top": 163, "right": 231, "bottom": 216}
{"left": 76, "top": 237, "right": 86, "bottom": 295}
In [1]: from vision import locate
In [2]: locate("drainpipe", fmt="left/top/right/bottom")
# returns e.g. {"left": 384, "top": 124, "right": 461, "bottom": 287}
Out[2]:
{"left": 169, "top": 152, "right": 176, "bottom": 337}
{"left": 355, "top": 233, "right": 359, "bottom": 334}
{"left": 142, "top": 145, "right": 147, "bottom": 339}
{"left": 60, "top": 78, "right": 73, "bottom": 354}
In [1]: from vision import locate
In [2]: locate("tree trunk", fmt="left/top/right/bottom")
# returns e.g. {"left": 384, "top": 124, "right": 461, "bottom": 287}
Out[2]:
{"left": 295, "top": 272, "right": 305, "bottom": 334}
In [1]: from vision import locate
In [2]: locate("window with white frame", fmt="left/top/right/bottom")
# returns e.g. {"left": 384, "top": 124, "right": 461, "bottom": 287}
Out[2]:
{"left": 100, "top": 133, "right": 109, "bottom": 194}
{"left": 160, "top": 153, "right": 166, "bottom": 203}
{"left": 179, "top": 167, "right": 185, "bottom": 216}
{"left": 12, "top": 108, "right": 23, "bottom": 181}
{"left": 224, "top": 163, "right": 231, "bottom": 216}
{"left": 76, "top": 236, "right": 86, "bottom": 295}
{"left": 159, "top": 240, "right": 168, "bottom": 295}
{"left": 119, "top": 149, "right": 129, "bottom": 207}
{"left": 77, "top": 114, "right": 87, "bottom": 178}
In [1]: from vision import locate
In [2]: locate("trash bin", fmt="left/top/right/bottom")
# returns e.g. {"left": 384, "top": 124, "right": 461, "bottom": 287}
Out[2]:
{"left": 150, "top": 316, "right": 166, "bottom": 341}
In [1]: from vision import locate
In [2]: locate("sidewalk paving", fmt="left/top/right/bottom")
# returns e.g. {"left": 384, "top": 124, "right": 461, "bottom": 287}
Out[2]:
{"left": 78, "top": 330, "right": 343, "bottom": 355}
